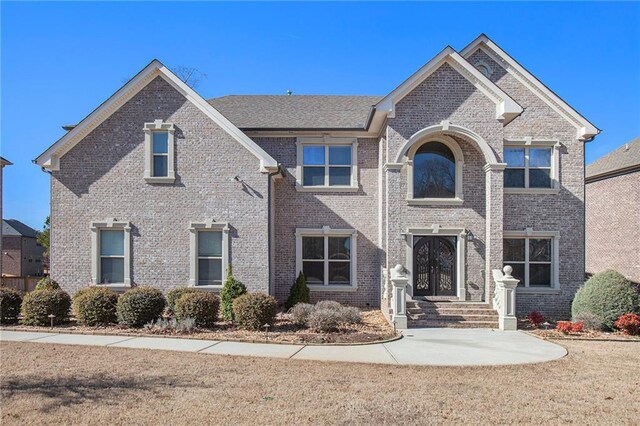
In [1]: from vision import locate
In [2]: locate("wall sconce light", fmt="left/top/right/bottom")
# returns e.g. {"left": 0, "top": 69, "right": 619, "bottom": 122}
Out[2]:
{"left": 400, "top": 232, "right": 408, "bottom": 241}
{"left": 466, "top": 230, "right": 475, "bottom": 242}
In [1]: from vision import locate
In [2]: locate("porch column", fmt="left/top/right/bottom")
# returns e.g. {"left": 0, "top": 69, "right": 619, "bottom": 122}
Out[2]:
{"left": 390, "top": 264, "right": 408, "bottom": 329}
{"left": 492, "top": 266, "right": 519, "bottom": 330}
{"left": 483, "top": 163, "right": 506, "bottom": 305}
{"left": 384, "top": 163, "right": 404, "bottom": 287}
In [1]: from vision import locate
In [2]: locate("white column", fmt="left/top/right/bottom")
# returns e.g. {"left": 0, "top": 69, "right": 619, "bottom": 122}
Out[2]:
{"left": 390, "top": 264, "right": 408, "bottom": 329}
{"left": 492, "top": 265, "right": 519, "bottom": 330}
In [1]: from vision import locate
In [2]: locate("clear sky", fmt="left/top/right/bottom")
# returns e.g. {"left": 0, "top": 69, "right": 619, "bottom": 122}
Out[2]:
{"left": 1, "top": 1, "right": 639, "bottom": 229}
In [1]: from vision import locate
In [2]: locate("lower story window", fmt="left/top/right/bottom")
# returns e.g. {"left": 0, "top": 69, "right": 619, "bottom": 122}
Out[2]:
{"left": 189, "top": 221, "right": 229, "bottom": 287}
{"left": 90, "top": 219, "right": 131, "bottom": 286}
{"left": 503, "top": 236, "right": 554, "bottom": 288}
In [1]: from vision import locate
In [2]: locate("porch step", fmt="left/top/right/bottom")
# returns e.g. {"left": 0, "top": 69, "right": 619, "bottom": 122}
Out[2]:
{"left": 408, "top": 320, "right": 498, "bottom": 329}
{"left": 406, "top": 300, "right": 499, "bottom": 329}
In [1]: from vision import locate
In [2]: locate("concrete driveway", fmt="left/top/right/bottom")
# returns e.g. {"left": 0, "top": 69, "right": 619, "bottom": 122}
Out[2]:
{"left": 0, "top": 328, "right": 566, "bottom": 366}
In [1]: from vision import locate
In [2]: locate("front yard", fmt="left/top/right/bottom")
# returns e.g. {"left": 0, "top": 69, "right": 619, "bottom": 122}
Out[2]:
{"left": 1, "top": 339, "right": 638, "bottom": 424}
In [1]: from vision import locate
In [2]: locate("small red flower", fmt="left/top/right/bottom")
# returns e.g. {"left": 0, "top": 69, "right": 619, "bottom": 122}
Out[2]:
{"left": 614, "top": 313, "right": 640, "bottom": 336}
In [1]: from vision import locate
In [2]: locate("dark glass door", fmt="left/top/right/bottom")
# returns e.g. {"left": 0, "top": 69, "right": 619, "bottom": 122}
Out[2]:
{"left": 413, "top": 236, "right": 456, "bottom": 296}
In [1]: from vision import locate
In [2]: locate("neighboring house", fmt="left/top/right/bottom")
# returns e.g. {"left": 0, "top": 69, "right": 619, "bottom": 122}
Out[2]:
{"left": 2, "top": 219, "right": 46, "bottom": 277}
{"left": 34, "top": 34, "right": 599, "bottom": 327}
{"left": 586, "top": 137, "right": 640, "bottom": 284}
{"left": 0, "top": 157, "right": 12, "bottom": 276}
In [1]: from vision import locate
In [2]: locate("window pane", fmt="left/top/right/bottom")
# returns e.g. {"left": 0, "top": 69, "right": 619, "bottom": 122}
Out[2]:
{"left": 530, "top": 264, "right": 551, "bottom": 287}
{"left": 329, "top": 167, "right": 351, "bottom": 186}
{"left": 504, "top": 239, "right": 525, "bottom": 261}
{"left": 329, "top": 146, "right": 351, "bottom": 165}
{"left": 302, "top": 237, "right": 324, "bottom": 259}
{"left": 529, "top": 148, "right": 551, "bottom": 167}
{"left": 413, "top": 142, "right": 456, "bottom": 198}
{"left": 329, "top": 237, "right": 350, "bottom": 260}
{"left": 504, "top": 263, "right": 525, "bottom": 287}
{"left": 529, "top": 239, "right": 551, "bottom": 262}
{"left": 303, "top": 167, "right": 325, "bottom": 186}
{"left": 198, "top": 259, "right": 222, "bottom": 285}
{"left": 198, "top": 231, "right": 222, "bottom": 257}
{"left": 504, "top": 169, "right": 525, "bottom": 188}
{"left": 153, "top": 155, "right": 168, "bottom": 177}
{"left": 101, "top": 258, "right": 124, "bottom": 284}
{"left": 152, "top": 132, "right": 168, "bottom": 154}
{"left": 505, "top": 148, "right": 525, "bottom": 167}
{"left": 303, "top": 146, "right": 325, "bottom": 165}
{"left": 303, "top": 261, "right": 324, "bottom": 283}
{"left": 529, "top": 169, "right": 551, "bottom": 188}
{"left": 100, "top": 230, "right": 124, "bottom": 256}
{"left": 329, "top": 262, "right": 350, "bottom": 284}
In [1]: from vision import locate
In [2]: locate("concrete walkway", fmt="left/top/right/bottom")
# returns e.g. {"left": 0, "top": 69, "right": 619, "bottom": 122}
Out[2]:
{"left": 0, "top": 328, "right": 566, "bottom": 366}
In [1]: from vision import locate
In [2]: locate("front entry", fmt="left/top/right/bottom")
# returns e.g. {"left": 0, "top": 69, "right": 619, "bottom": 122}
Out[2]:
{"left": 413, "top": 236, "right": 456, "bottom": 297}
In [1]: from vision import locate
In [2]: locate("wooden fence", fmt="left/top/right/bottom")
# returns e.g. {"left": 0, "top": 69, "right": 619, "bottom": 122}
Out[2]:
{"left": 2, "top": 276, "right": 40, "bottom": 294}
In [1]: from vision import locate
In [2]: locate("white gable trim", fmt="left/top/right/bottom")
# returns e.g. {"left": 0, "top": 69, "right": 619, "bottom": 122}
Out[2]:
{"left": 376, "top": 47, "right": 523, "bottom": 124}
{"left": 460, "top": 35, "right": 599, "bottom": 141}
{"left": 35, "top": 60, "right": 278, "bottom": 172}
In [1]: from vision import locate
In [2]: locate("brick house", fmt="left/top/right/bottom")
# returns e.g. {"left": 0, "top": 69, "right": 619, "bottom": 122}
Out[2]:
{"left": 35, "top": 35, "right": 599, "bottom": 328}
{"left": 586, "top": 137, "right": 639, "bottom": 284}
{"left": 2, "top": 219, "right": 46, "bottom": 277}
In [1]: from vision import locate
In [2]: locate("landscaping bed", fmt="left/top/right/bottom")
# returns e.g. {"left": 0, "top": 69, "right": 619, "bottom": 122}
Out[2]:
{"left": 526, "top": 328, "right": 640, "bottom": 342}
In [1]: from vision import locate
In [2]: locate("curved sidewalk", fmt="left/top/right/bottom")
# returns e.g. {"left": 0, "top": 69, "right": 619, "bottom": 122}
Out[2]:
{"left": 0, "top": 328, "right": 566, "bottom": 366}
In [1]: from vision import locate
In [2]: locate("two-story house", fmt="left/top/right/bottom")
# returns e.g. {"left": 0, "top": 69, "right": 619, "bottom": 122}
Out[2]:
{"left": 34, "top": 35, "right": 599, "bottom": 328}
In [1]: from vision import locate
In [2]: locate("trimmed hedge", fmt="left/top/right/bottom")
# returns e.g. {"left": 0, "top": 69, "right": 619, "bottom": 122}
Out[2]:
{"left": 232, "top": 293, "right": 278, "bottom": 330}
{"left": 175, "top": 292, "right": 220, "bottom": 328}
{"left": 0, "top": 287, "right": 22, "bottom": 324}
{"left": 21, "top": 289, "right": 71, "bottom": 326}
{"left": 73, "top": 287, "right": 119, "bottom": 326}
{"left": 285, "top": 272, "right": 310, "bottom": 309}
{"left": 220, "top": 268, "right": 247, "bottom": 321}
{"left": 572, "top": 270, "right": 639, "bottom": 330}
{"left": 166, "top": 287, "right": 200, "bottom": 316}
{"left": 35, "top": 277, "right": 60, "bottom": 291}
{"left": 116, "top": 287, "right": 166, "bottom": 328}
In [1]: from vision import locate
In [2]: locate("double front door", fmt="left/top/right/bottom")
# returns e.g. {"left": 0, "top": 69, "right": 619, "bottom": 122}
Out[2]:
{"left": 413, "top": 236, "right": 456, "bottom": 297}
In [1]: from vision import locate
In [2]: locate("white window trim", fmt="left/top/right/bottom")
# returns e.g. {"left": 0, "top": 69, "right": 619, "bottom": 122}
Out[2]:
{"left": 189, "top": 220, "right": 229, "bottom": 289}
{"left": 144, "top": 119, "right": 176, "bottom": 183}
{"left": 504, "top": 228, "right": 560, "bottom": 293}
{"left": 295, "top": 137, "right": 358, "bottom": 192}
{"left": 406, "top": 136, "right": 464, "bottom": 206}
{"left": 90, "top": 218, "right": 131, "bottom": 288}
{"left": 295, "top": 226, "right": 358, "bottom": 292}
{"left": 504, "top": 138, "right": 560, "bottom": 194}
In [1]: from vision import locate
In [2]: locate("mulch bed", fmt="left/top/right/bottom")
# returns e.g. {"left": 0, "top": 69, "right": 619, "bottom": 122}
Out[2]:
{"left": 525, "top": 328, "right": 640, "bottom": 342}
{"left": 1, "top": 309, "right": 398, "bottom": 345}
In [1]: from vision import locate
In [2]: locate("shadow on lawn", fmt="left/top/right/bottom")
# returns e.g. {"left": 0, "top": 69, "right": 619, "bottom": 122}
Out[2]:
{"left": 1, "top": 373, "right": 209, "bottom": 413}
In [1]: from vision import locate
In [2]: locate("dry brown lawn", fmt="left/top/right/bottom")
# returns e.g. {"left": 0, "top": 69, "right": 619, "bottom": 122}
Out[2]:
{"left": 1, "top": 339, "right": 638, "bottom": 425}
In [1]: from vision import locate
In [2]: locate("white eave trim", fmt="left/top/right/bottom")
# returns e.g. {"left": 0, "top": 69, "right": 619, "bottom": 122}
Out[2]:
{"left": 376, "top": 46, "right": 523, "bottom": 124}
{"left": 34, "top": 60, "right": 278, "bottom": 172}
{"left": 460, "top": 35, "right": 599, "bottom": 141}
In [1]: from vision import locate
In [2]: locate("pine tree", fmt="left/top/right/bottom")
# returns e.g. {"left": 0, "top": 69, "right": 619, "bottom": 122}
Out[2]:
{"left": 220, "top": 266, "right": 247, "bottom": 321}
{"left": 286, "top": 272, "right": 310, "bottom": 309}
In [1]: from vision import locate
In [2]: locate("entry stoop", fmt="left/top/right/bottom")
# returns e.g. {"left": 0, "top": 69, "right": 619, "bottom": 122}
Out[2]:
{"left": 407, "top": 300, "right": 499, "bottom": 328}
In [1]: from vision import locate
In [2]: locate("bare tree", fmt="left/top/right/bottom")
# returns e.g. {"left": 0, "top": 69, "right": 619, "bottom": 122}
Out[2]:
{"left": 172, "top": 66, "right": 208, "bottom": 89}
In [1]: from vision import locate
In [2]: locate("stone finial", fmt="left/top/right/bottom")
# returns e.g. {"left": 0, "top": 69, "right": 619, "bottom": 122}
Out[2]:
{"left": 391, "top": 264, "right": 406, "bottom": 279}
{"left": 503, "top": 265, "right": 513, "bottom": 278}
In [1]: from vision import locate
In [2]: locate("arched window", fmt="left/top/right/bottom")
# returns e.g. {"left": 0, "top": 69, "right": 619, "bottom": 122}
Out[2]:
{"left": 413, "top": 142, "right": 456, "bottom": 198}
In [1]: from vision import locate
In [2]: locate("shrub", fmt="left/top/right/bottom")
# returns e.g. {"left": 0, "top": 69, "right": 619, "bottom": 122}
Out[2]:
{"left": 289, "top": 303, "right": 315, "bottom": 326}
{"left": 307, "top": 308, "right": 343, "bottom": 332}
{"left": 21, "top": 289, "right": 71, "bottom": 326}
{"left": 166, "top": 287, "right": 200, "bottom": 316}
{"left": 116, "top": 287, "right": 166, "bottom": 328}
{"left": 144, "top": 317, "right": 196, "bottom": 334}
{"left": 72, "top": 287, "right": 118, "bottom": 326}
{"left": 340, "top": 306, "right": 362, "bottom": 324}
{"left": 220, "top": 268, "right": 247, "bottom": 321}
{"left": 285, "top": 272, "right": 310, "bottom": 309}
{"left": 527, "top": 311, "right": 545, "bottom": 328}
{"left": 232, "top": 293, "right": 278, "bottom": 330}
{"left": 174, "top": 292, "right": 220, "bottom": 328}
{"left": 315, "top": 300, "right": 344, "bottom": 311}
{"left": 614, "top": 313, "right": 640, "bottom": 335}
{"left": 556, "top": 321, "right": 573, "bottom": 334}
{"left": 571, "top": 270, "right": 639, "bottom": 330}
{"left": 571, "top": 321, "right": 584, "bottom": 333}
{"left": 299, "top": 301, "right": 362, "bottom": 331}
{"left": 35, "top": 277, "right": 60, "bottom": 291}
{"left": 0, "top": 287, "right": 22, "bottom": 324}
{"left": 573, "top": 311, "right": 604, "bottom": 331}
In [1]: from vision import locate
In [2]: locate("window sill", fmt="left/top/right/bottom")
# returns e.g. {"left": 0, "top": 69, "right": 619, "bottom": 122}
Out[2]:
{"left": 516, "top": 287, "right": 561, "bottom": 295}
{"left": 295, "top": 185, "right": 359, "bottom": 193}
{"left": 504, "top": 188, "right": 560, "bottom": 195}
{"left": 407, "top": 197, "right": 464, "bottom": 206}
{"left": 94, "top": 283, "right": 131, "bottom": 291}
{"left": 189, "top": 285, "right": 223, "bottom": 291}
{"left": 308, "top": 284, "right": 357, "bottom": 292}
{"left": 144, "top": 176, "right": 175, "bottom": 184}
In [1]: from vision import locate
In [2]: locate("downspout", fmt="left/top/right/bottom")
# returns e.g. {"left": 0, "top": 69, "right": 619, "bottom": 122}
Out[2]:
{"left": 267, "top": 165, "right": 283, "bottom": 297}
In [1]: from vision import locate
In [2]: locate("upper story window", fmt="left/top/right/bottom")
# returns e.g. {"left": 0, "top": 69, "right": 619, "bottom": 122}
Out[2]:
{"left": 144, "top": 120, "right": 175, "bottom": 183}
{"left": 504, "top": 139, "right": 560, "bottom": 194}
{"left": 503, "top": 230, "right": 560, "bottom": 292}
{"left": 90, "top": 219, "right": 131, "bottom": 288}
{"left": 189, "top": 220, "right": 229, "bottom": 288}
{"left": 296, "top": 138, "right": 358, "bottom": 192}
{"left": 407, "top": 137, "right": 464, "bottom": 205}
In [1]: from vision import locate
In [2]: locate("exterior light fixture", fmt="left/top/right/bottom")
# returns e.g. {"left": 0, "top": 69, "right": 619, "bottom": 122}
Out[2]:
{"left": 466, "top": 231, "right": 475, "bottom": 242}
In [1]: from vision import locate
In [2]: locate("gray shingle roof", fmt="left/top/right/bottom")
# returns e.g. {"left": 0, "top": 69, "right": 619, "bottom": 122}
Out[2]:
{"left": 207, "top": 95, "right": 382, "bottom": 130}
{"left": 2, "top": 219, "right": 39, "bottom": 238}
{"left": 586, "top": 137, "right": 640, "bottom": 179}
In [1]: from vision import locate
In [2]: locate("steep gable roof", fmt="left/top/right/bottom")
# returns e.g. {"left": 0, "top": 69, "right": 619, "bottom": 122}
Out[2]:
{"left": 460, "top": 34, "right": 600, "bottom": 141}
{"left": 3, "top": 219, "right": 38, "bottom": 238}
{"left": 34, "top": 60, "right": 278, "bottom": 172}
{"left": 586, "top": 137, "right": 640, "bottom": 181}
{"left": 376, "top": 46, "right": 523, "bottom": 124}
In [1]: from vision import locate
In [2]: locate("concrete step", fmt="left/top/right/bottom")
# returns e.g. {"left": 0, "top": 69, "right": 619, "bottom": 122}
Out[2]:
{"left": 406, "top": 300, "right": 498, "bottom": 328}
{"left": 407, "top": 307, "right": 497, "bottom": 316}
{"left": 408, "top": 320, "right": 498, "bottom": 329}
{"left": 407, "top": 313, "right": 499, "bottom": 322}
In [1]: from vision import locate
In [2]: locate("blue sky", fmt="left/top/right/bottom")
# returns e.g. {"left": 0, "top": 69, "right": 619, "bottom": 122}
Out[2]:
{"left": 1, "top": 1, "right": 639, "bottom": 229}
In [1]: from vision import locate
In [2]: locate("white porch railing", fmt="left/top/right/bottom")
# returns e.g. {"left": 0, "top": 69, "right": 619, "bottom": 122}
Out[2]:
{"left": 492, "top": 266, "right": 520, "bottom": 330}
{"left": 389, "top": 264, "right": 408, "bottom": 329}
